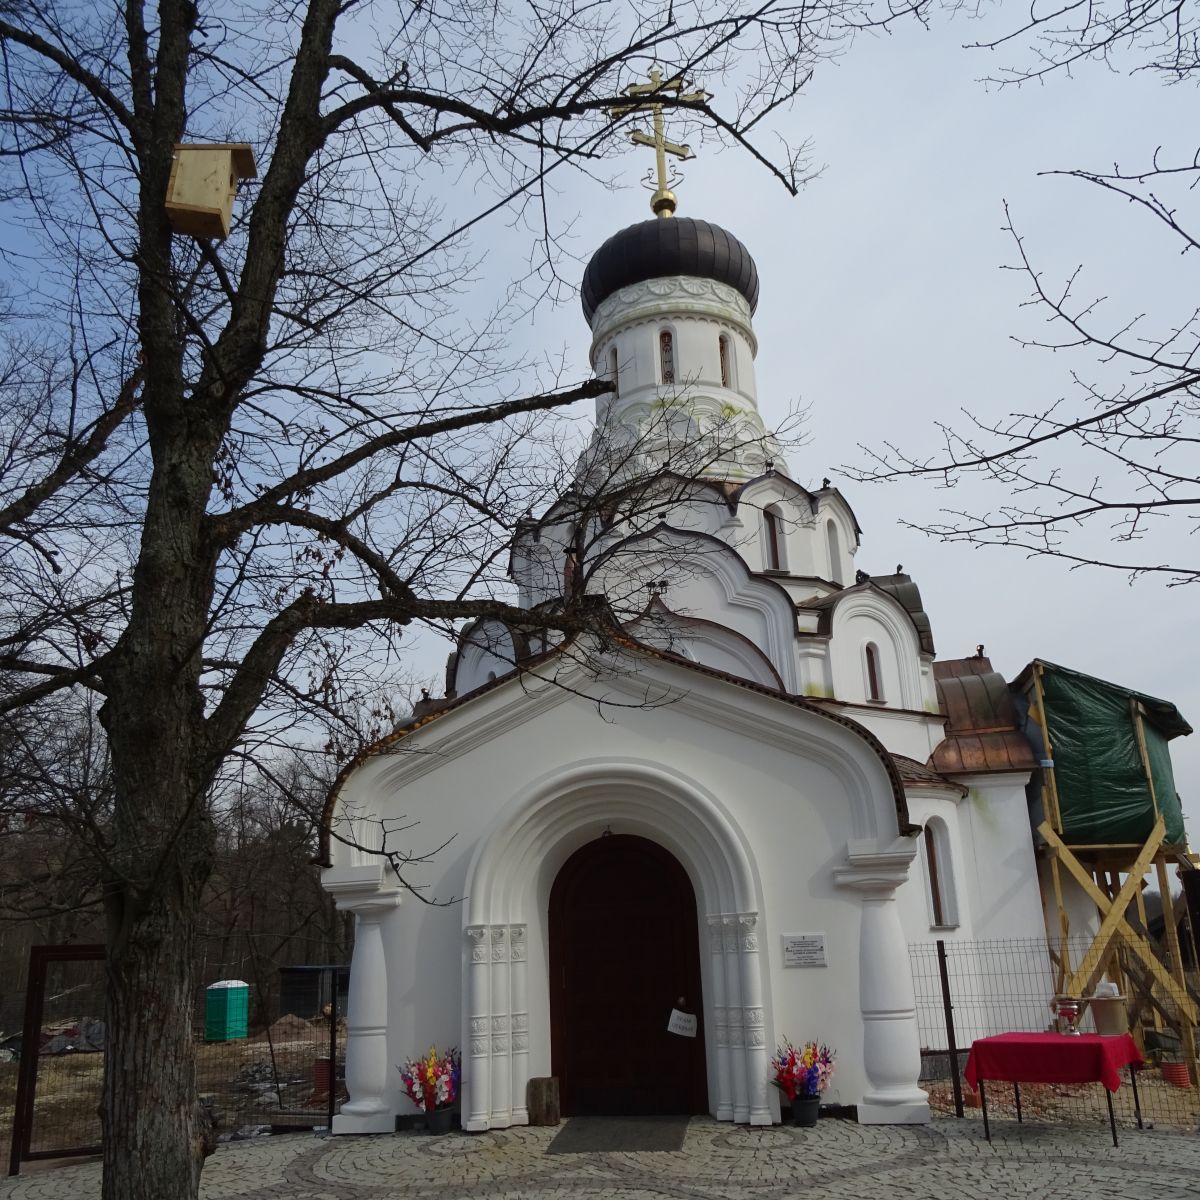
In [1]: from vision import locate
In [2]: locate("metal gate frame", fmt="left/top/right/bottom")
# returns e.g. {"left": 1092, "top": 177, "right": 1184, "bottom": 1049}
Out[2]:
{"left": 8, "top": 943, "right": 106, "bottom": 1176}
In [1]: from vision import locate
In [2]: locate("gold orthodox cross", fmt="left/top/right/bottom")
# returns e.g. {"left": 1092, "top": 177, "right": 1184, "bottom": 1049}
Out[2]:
{"left": 610, "top": 68, "right": 709, "bottom": 217}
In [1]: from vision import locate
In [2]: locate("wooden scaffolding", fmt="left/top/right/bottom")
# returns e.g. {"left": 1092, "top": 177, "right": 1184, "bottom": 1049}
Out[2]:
{"left": 1026, "top": 660, "right": 1199, "bottom": 1081}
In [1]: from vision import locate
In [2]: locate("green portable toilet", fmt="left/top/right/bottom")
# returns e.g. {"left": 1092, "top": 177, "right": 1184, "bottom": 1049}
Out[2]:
{"left": 205, "top": 979, "right": 250, "bottom": 1041}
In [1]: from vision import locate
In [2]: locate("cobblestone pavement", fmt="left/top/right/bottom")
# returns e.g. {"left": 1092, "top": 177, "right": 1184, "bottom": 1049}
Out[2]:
{"left": 4, "top": 1116, "right": 1200, "bottom": 1199}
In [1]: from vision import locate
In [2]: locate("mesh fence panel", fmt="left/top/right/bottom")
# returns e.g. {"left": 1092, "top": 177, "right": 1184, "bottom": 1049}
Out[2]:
{"left": 911, "top": 937, "right": 1200, "bottom": 1131}
{"left": 3, "top": 942, "right": 347, "bottom": 1173}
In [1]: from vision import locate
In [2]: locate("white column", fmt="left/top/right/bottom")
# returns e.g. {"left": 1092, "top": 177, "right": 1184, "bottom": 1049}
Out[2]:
{"left": 707, "top": 917, "right": 733, "bottom": 1121}
{"left": 510, "top": 924, "right": 530, "bottom": 1125}
{"left": 489, "top": 925, "right": 512, "bottom": 1127}
{"left": 464, "top": 924, "right": 491, "bottom": 1131}
{"left": 722, "top": 916, "right": 749, "bottom": 1122}
{"left": 834, "top": 841, "right": 930, "bottom": 1125}
{"left": 738, "top": 914, "right": 771, "bottom": 1125}
{"left": 332, "top": 893, "right": 402, "bottom": 1134}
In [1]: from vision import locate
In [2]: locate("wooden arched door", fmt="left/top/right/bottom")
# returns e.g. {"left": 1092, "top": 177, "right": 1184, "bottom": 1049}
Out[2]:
{"left": 549, "top": 834, "right": 708, "bottom": 1115}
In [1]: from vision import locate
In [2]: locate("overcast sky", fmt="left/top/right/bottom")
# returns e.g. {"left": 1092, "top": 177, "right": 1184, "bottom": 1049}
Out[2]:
{"left": 422, "top": 15, "right": 1200, "bottom": 841}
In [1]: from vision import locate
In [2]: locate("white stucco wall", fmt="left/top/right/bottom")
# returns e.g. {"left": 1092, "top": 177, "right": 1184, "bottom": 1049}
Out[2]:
{"left": 326, "top": 653, "right": 924, "bottom": 1128}
{"left": 898, "top": 774, "right": 1051, "bottom": 1049}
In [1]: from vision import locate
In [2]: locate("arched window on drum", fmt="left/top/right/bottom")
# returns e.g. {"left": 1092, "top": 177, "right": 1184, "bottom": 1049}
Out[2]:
{"left": 719, "top": 334, "right": 733, "bottom": 388}
{"left": 763, "top": 505, "right": 786, "bottom": 571}
{"left": 864, "top": 642, "right": 883, "bottom": 702}
{"left": 825, "top": 519, "right": 843, "bottom": 585}
{"left": 607, "top": 346, "right": 620, "bottom": 397}
{"left": 659, "top": 330, "right": 676, "bottom": 385}
{"left": 922, "top": 817, "right": 958, "bottom": 928}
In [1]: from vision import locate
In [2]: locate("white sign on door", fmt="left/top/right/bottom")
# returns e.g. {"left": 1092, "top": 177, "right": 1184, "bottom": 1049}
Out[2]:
{"left": 667, "top": 1008, "right": 698, "bottom": 1037}
{"left": 781, "top": 933, "right": 827, "bottom": 968}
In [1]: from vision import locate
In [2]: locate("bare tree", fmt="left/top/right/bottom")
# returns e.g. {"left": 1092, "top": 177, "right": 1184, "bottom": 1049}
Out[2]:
{"left": 0, "top": 0, "right": 919, "bottom": 1194}
{"left": 959, "top": 0, "right": 1200, "bottom": 83}
{"left": 847, "top": 8, "right": 1200, "bottom": 584}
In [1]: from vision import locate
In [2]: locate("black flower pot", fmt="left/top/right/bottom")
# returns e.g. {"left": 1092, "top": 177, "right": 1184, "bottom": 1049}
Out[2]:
{"left": 790, "top": 1095, "right": 820, "bottom": 1127}
{"left": 425, "top": 1106, "right": 455, "bottom": 1134}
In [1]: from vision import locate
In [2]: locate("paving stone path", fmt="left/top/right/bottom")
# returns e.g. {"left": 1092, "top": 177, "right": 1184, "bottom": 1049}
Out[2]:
{"left": 4, "top": 1116, "right": 1200, "bottom": 1199}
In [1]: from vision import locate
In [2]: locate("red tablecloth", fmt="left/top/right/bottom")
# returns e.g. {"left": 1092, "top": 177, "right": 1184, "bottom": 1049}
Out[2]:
{"left": 964, "top": 1033, "right": 1142, "bottom": 1093}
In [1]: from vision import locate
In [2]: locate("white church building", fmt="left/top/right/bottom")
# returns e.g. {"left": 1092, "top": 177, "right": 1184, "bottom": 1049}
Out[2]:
{"left": 317, "top": 198, "right": 1053, "bottom": 1134}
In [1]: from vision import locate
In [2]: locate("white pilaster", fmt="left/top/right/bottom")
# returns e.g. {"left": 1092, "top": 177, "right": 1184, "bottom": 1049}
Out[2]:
{"left": 707, "top": 917, "right": 733, "bottom": 1121}
{"left": 738, "top": 914, "right": 771, "bottom": 1125}
{"left": 489, "top": 925, "right": 512, "bottom": 1127}
{"left": 722, "top": 916, "right": 749, "bottom": 1122}
{"left": 509, "top": 924, "right": 530, "bottom": 1124}
{"left": 834, "top": 840, "right": 930, "bottom": 1125}
{"left": 330, "top": 891, "right": 402, "bottom": 1134}
{"left": 464, "top": 924, "right": 491, "bottom": 1131}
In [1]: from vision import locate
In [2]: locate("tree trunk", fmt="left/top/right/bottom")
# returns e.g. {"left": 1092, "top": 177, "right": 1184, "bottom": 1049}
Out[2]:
{"left": 97, "top": 418, "right": 223, "bottom": 1198}
{"left": 101, "top": 876, "right": 211, "bottom": 1200}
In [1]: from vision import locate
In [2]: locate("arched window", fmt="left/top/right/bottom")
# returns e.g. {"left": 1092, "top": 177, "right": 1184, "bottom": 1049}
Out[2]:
{"left": 607, "top": 345, "right": 619, "bottom": 397}
{"left": 763, "top": 505, "right": 785, "bottom": 571}
{"left": 865, "top": 642, "right": 883, "bottom": 702}
{"left": 659, "top": 330, "right": 675, "bottom": 385}
{"left": 825, "top": 520, "right": 843, "bottom": 585}
{"left": 923, "top": 818, "right": 958, "bottom": 928}
{"left": 719, "top": 334, "right": 732, "bottom": 388}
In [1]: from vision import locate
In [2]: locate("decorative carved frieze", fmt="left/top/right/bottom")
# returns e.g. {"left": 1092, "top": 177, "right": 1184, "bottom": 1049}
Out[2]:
{"left": 466, "top": 926, "right": 489, "bottom": 962}
{"left": 744, "top": 1007, "right": 765, "bottom": 1048}
{"left": 739, "top": 914, "right": 759, "bottom": 953}
{"left": 490, "top": 926, "right": 509, "bottom": 962}
{"left": 509, "top": 925, "right": 527, "bottom": 961}
{"left": 590, "top": 275, "right": 757, "bottom": 355}
{"left": 721, "top": 917, "right": 738, "bottom": 956}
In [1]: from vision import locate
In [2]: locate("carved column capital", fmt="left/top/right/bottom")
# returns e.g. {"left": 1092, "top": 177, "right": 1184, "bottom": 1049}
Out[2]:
{"left": 833, "top": 838, "right": 918, "bottom": 897}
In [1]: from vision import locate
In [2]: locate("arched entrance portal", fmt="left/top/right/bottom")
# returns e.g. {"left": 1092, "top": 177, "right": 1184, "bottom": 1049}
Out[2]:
{"left": 549, "top": 834, "right": 708, "bottom": 1115}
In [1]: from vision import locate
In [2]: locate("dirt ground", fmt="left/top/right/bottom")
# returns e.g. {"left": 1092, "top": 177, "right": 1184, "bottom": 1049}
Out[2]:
{"left": 1, "top": 1023, "right": 338, "bottom": 1160}
{"left": 924, "top": 1067, "right": 1200, "bottom": 1132}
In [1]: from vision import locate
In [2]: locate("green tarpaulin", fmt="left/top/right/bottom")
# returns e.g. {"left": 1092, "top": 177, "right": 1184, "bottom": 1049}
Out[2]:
{"left": 1034, "top": 660, "right": 1189, "bottom": 846}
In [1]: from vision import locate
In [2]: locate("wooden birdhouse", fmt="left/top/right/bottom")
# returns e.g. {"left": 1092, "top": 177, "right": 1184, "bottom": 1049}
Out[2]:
{"left": 165, "top": 143, "right": 257, "bottom": 240}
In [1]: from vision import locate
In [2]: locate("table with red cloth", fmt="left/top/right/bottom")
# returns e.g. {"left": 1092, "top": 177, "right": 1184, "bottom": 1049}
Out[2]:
{"left": 964, "top": 1032, "right": 1143, "bottom": 1145}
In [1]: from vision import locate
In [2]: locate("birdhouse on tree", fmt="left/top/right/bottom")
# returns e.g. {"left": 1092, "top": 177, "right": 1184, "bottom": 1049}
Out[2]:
{"left": 165, "top": 144, "right": 257, "bottom": 240}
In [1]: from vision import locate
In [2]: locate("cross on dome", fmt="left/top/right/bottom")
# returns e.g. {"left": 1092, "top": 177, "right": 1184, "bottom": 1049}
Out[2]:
{"left": 609, "top": 68, "right": 709, "bottom": 218}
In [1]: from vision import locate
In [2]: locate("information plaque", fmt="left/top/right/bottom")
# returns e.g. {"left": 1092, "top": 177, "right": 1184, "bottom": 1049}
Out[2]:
{"left": 781, "top": 933, "right": 827, "bottom": 968}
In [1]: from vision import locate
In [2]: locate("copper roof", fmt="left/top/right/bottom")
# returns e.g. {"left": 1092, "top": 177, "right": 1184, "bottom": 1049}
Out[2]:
{"left": 931, "top": 656, "right": 1037, "bottom": 775}
{"left": 892, "top": 754, "right": 967, "bottom": 796}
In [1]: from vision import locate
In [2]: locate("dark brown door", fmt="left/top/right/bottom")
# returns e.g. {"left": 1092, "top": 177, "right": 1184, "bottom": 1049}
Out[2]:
{"left": 549, "top": 834, "right": 708, "bottom": 1115}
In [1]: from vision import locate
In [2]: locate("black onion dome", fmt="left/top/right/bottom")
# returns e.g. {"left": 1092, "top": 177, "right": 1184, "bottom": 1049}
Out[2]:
{"left": 581, "top": 217, "right": 759, "bottom": 323}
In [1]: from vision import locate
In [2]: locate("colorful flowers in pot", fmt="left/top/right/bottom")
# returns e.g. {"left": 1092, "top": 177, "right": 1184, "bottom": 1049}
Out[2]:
{"left": 398, "top": 1045, "right": 461, "bottom": 1112}
{"left": 771, "top": 1039, "right": 835, "bottom": 1101}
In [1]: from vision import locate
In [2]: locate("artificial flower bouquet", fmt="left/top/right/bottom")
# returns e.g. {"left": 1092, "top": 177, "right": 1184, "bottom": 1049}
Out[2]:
{"left": 771, "top": 1039, "right": 835, "bottom": 1101}
{"left": 398, "top": 1045, "right": 461, "bottom": 1112}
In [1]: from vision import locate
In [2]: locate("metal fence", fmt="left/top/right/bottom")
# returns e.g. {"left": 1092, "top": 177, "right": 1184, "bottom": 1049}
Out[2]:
{"left": 4, "top": 946, "right": 346, "bottom": 1175}
{"left": 910, "top": 936, "right": 1200, "bottom": 1131}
